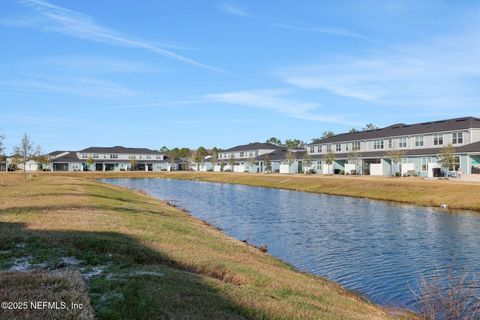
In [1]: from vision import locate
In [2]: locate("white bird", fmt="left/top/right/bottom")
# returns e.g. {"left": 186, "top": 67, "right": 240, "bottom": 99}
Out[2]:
{"left": 440, "top": 204, "right": 448, "bottom": 209}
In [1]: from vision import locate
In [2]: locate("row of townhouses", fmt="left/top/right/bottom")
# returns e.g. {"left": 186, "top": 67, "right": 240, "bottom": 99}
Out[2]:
{"left": 1, "top": 116, "right": 480, "bottom": 178}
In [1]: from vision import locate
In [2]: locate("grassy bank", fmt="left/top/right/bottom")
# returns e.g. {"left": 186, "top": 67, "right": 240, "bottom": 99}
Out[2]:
{"left": 56, "top": 171, "right": 480, "bottom": 212}
{"left": 0, "top": 174, "right": 405, "bottom": 319}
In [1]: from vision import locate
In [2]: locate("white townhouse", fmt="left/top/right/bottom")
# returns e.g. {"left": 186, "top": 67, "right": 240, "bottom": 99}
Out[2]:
{"left": 215, "top": 142, "right": 306, "bottom": 173}
{"left": 47, "top": 146, "right": 169, "bottom": 172}
{"left": 306, "top": 116, "right": 480, "bottom": 177}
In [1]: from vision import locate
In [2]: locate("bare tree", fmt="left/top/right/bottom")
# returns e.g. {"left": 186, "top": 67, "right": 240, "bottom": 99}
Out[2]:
{"left": 285, "top": 151, "right": 295, "bottom": 174}
{"left": 386, "top": 149, "right": 405, "bottom": 176}
{"left": 227, "top": 154, "right": 235, "bottom": 171}
{"left": 263, "top": 153, "right": 271, "bottom": 173}
{"left": 210, "top": 148, "right": 218, "bottom": 171}
{"left": 129, "top": 159, "right": 138, "bottom": 171}
{"left": 348, "top": 149, "right": 361, "bottom": 174}
{"left": 86, "top": 156, "right": 95, "bottom": 171}
{"left": 412, "top": 269, "right": 480, "bottom": 320}
{"left": 14, "top": 133, "right": 39, "bottom": 179}
{"left": 324, "top": 150, "right": 336, "bottom": 174}
{"left": 363, "top": 123, "right": 379, "bottom": 131}
{"left": 0, "top": 130, "right": 5, "bottom": 157}
{"left": 438, "top": 144, "right": 457, "bottom": 173}
{"left": 303, "top": 152, "right": 312, "bottom": 173}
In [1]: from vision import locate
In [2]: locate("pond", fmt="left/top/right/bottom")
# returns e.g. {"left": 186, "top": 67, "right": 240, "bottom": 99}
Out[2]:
{"left": 100, "top": 178, "right": 480, "bottom": 310}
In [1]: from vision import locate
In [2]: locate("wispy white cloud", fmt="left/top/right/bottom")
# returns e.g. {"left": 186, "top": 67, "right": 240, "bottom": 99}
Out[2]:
{"left": 218, "top": 2, "right": 251, "bottom": 17}
{"left": 218, "top": 2, "right": 367, "bottom": 40}
{"left": 0, "top": 75, "right": 137, "bottom": 98}
{"left": 204, "top": 89, "right": 361, "bottom": 125}
{"left": 273, "top": 22, "right": 369, "bottom": 40}
{"left": 40, "top": 55, "right": 160, "bottom": 74}
{"left": 276, "top": 28, "right": 480, "bottom": 109}
{"left": 13, "top": 0, "right": 227, "bottom": 73}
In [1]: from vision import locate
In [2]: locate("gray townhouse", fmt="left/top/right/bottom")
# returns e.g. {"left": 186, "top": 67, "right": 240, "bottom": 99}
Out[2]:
{"left": 306, "top": 116, "right": 480, "bottom": 177}
{"left": 47, "top": 146, "right": 171, "bottom": 172}
{"left": 215, "top": 142, "right": 305, "bottom": 173}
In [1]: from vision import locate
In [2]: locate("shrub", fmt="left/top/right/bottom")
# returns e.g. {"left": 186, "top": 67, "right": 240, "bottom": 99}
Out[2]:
{"left": 412, "top": 269, "right": 480, "bottom": 320}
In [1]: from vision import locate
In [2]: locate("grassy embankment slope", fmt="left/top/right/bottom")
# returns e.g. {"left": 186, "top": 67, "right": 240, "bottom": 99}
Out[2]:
{"left": 0, "top": 174, "right": 404, "bottom": 319}
{"left": 66, "top": 171, "right": 480, "bottom": 212}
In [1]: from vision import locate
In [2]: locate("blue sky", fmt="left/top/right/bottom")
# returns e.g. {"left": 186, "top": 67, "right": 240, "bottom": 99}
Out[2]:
{"left": 1, "top": 0, "right": 480, "bottom": 152}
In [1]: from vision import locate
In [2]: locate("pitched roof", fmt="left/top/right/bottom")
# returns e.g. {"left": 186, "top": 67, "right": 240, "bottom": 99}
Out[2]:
{"left": 307, "top": 116, "right": 480, "bottom": 145}
{"left": 50, "top": 152, "right": 80, "bottom": 162}
{"left": 79, "top": 146, "right": 161, "bottom": 154}
{"left": 222, "top": 142, "right": 282, "bottom": 152}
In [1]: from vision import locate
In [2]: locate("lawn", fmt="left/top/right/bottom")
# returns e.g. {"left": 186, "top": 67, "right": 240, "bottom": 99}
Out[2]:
{"left": 57, "top": 171, "right": 480, "bottom": 212}
{"left": 0, "top": 173, "right": 408, "bottom": 319}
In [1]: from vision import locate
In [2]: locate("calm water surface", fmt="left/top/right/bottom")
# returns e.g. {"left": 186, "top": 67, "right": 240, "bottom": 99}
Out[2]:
{"left": 100, "top": 178, "right": 480, "bottom": 309}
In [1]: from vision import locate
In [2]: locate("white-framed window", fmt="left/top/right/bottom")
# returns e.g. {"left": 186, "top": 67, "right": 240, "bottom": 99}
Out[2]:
{"left": 399, "top": 137, "right": 407, "bottom": 148}
{"left": 452, "top": 131, "right": 463, "bottom": 144}
{"left": 388, "top": 139, "right": 392, "bottom": 149}
{"left": 146, "top": 155, "right": 151, "bottom": 159}
{"left": 374, "top": 139, "right": 384, "bottom": 150}
{"left": 352, "top": 141, "right": 361, "bottom": 151}
{"left": 346, "top": 143, "right": 350, "bottom": 152}
{"left": 336, "top": 144, "right": 341, "bottom": 152}
{"left": 110, "top": 154, "right": 118, "bottom": 159}
{"left": 326, "top": 144, "right": 332, "bottom": 152}
{"left": 415, "top": 136, "right": 424, "bottom": 147}
{"left": 129, "top": 155, "right": 136, "bottom": 159}
{"left": 453, "top": 156, "right": 460, "bottom": 171}
{"left": 156, "top": 155, "right": 161, "bottom": 160}
{"left": 255, "top": 151, "right": 259, "bottom": 157}
{"left": 240, "top": 152, "right": 244, "bottom": 157}
{"left": 309, "top": 146, "right": 314, "bottom": 153}
{"left": 93, "top": 154, "right": 99, "bottom": 159}
{"left": 433, "top": 133, "right": 443, "bottom": 146}
{"left": 421, "top": 157, "right": 428, "bottom": 171}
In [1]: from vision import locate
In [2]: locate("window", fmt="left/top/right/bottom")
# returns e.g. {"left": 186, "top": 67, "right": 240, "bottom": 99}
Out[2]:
{"left": 453, "top": 156, "right": 460, "bottom": 171}
{"left": 433, "top": 133, "right": 443, "bottom": 146}
{"left": 352, "top": 141, "right": 361, "bottom": 151}
{"left": 93, "top": 154, "right": 99, "bottom": 159}
{"left": 156, "top": 155, "right": 161, "bottom": 159}
{"left": 110, "top": 154, "right": 118, "bottom": 159}
{"left": 326, "top": 145, "right": 332, "bottom": 152}
{"left": 388, "top": 139, "right": 392, "bottom": 149}
{"left": 452, "top": 131, "right": 463, "bottom": 144}
{"left": 239, "top": 152, "right": 244, "bottom": 157}
{"left": 399, "top": 137, "right": 407, "bottom": 148}
{"left": 129, "top": 155, "right": 136, "bottom": 159}
{"left": 81, "top": 154, "right": 87, "bottom": 159}
{"left": 255, "top": 151, "right": 259, "bottom": 157}
{"left": 336, "top": 144, "right": 341, "bottom": 152}
{"left": 415, "top": 136, "right": 424, "bottom": 147}
{"left": 374, "top": 139, "right": 384, "bottom": 150}
{"left": 146, "top": 155, "right": 151, "bottom": 160}
{"left": 310, "top": 146, "right": 314, "bottom": 153}
{"left": 346, "top": 143, "right": 350, "bottom": 151}
{"left": 421, "top": 157, "right": 428, "bottom": 171}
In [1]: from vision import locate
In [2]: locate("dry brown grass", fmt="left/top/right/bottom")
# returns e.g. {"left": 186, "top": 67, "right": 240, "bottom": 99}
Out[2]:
{"left": 0, "top": 173, "right": 413, "bottom": 319}
{"left": 0, "top": 269, "right": 94, "bottom": 320}
{"left": 40, "top": 171, "right": 480, "bottom": 212}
